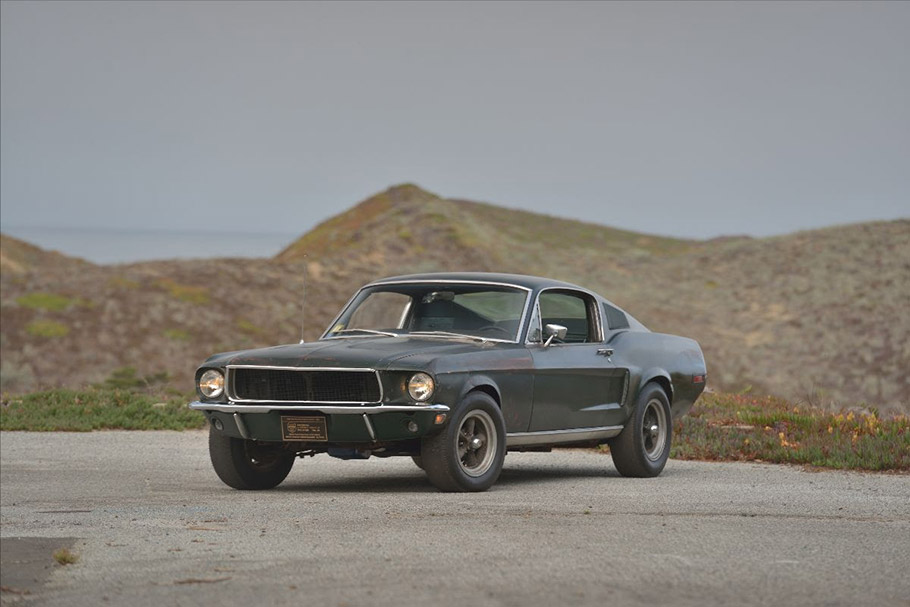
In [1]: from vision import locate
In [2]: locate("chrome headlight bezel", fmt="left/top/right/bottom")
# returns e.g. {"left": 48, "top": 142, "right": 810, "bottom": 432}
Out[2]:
{"left": 198, "top": 369, "right": 225, "bottom": 399}
{"left": 407, "top": 372, "right": 435, "bottom": 402}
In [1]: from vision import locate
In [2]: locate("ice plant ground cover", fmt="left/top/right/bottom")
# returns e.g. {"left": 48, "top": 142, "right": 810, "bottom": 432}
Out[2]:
{"left": 2, "top": 380, "right": 907, "bottom": 471}
{"left": 662, "top": 392, "right": 909, "bottom": 471}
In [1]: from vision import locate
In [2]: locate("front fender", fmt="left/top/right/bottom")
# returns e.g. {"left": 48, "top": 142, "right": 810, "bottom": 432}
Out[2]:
{"left": 455, "top": 373, "right": 502, "bottom": 405}
{"left": 435, "top": 370, "right": 532, "bottom": 434}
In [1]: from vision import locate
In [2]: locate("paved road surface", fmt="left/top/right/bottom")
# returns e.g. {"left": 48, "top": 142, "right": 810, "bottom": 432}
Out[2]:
{"left": 1, "top": 431, "right": 908, "bottom": 606}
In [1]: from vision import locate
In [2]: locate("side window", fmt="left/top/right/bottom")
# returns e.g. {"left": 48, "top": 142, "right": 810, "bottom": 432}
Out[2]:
{"left": 538, "top": 291, "right": 598, "bottom": 343}
{"left": 602, "top": 303, "right": 630, "bottom": 330}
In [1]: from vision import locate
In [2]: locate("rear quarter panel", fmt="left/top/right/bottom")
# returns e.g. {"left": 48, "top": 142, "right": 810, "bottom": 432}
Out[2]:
{"left": 608, "top": 330, "right": 707, "bottom": 420}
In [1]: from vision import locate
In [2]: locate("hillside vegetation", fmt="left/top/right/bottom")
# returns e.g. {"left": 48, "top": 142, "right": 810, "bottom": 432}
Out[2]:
{"left": 2, "top": 386, "right": 905, "bottom": 471}
{"left": 0, "top": 233, "right": 91, "bottom": 275}
{"left": 1, "top": 184, "right": 908, "bottom": 414}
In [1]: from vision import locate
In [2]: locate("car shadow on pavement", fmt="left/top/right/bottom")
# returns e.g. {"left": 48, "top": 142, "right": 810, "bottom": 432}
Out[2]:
{"left": 276, "top": 471, "right": 438, "bottom": 493}
{"left": 497, "top": 465, "right": 622, "bottom": 486}
{"left": 267, "top": 461, "right": 672, "bottom": 493}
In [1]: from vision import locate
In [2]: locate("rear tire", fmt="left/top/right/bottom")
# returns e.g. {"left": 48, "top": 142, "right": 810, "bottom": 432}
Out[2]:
{"left": 208, "top": 426, "right": 295, "bottom": 490}
{"left": 609, "top": 383, "right": 672, "bottom": 478}
{"left": 421, "top": 392, "right": 505, "bottom": 492}
{"left": 411, "top": 455, "right": 424, "bottom": 470}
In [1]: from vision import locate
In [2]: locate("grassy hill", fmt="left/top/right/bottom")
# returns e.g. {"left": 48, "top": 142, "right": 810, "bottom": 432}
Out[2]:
{"left": 0, "top": 233, "right": 91, "bottom": 275}
{"left": 276, "top": 183, "right": 695, "bottom": 279}
{"left": 1, "top": 184, "right": 908, "bottom": 413}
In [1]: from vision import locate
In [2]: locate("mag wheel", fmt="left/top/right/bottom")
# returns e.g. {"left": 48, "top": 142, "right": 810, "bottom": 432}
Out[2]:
{"left": 208, "top": 426, "right": 295, "bottom": 490}
{"left": 420, "top": 392, "right": 505, "bottom": 492}
{"left": 609, "top": 383, "right": 672, "bottom": 478}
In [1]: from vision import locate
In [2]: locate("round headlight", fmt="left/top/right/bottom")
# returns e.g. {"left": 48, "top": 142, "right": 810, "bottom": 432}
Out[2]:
{"left": 408, "top": 372, "right": 435, "bottom": 402}
{"left": 199, "top": 369, "right": 224, "bottom": 398}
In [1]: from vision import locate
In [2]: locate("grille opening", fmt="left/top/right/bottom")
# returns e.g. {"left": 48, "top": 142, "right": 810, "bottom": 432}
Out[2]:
{"left": 230, "top": 368, "right": 381, "bottom": 403}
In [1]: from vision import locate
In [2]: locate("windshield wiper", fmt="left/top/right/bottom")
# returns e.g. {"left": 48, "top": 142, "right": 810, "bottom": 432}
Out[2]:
{"left": 330, "top": 329, "right": 399, "bottom": 338}
{"left": 409, "top": 331, "right": 487, "bottom": 343}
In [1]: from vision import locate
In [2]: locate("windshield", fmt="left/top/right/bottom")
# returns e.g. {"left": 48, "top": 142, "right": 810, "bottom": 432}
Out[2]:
{"left": 324, "top": 283, "right": 529, "bottom": 342}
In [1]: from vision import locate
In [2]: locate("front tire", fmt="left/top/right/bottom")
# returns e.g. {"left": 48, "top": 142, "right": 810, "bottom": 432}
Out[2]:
{"left": 609, "top": 383, "right": 672, "bottom": 478}
{"left": 208, "top": 427, "right": 295, "bottom": 490}
{"left": 420, "top": 392, "right": 506, "bottom": 492}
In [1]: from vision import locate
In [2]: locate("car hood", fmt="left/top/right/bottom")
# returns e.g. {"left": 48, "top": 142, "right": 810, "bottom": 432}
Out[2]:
{"left": 203, "top": 336, "right": 497, "bottom": 372}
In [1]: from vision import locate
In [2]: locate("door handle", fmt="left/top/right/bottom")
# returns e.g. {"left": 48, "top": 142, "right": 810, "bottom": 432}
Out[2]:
{"left": 596, "top": 348, "right": 613, "bottom": 356}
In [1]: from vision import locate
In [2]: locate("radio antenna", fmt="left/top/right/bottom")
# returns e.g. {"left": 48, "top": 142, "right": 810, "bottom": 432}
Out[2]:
{"left": 300, "top": 254, "right": 308, "bottom": 344}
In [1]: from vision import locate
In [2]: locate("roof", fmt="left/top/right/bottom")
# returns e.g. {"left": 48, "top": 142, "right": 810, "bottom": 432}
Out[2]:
{"left": 369, "top": 272, "right": 588, "bottom": 292}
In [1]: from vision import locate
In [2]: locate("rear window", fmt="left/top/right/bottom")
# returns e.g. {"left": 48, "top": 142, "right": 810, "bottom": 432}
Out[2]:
{"left": 602, "top": 303, "right": 629, "bottom": 330}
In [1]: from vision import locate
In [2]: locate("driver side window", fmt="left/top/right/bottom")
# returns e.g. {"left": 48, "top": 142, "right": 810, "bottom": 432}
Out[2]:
{"left": 538, "top": 290, "right": 598, "bottom": 344}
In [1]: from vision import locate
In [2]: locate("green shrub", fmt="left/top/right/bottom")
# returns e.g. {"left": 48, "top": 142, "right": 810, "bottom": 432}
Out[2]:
{"left": 17, "top": 292, "right": 75, "bottom": 311}
{"left": 236, "top": 318, "right": 263, "bottom": 335}
{"left": 163, "top": 328, "right": 191, "bottom": 341}
{"left": 108, "top": 276, "right": 140, "bottom": 289}
{"left": 0, "top": 387, "right": 203, "bottom": 431}
{"left": 95, "top": 366, "right": 171, "bottom": 392}
{"left": 16, "top": 292, "right": 91, "bottom": 310}
{"left": 156, "top": 279, "right": 210, "bottom": 304}
{"left": 25, "top": 320, "right": 70, "bottom": 338}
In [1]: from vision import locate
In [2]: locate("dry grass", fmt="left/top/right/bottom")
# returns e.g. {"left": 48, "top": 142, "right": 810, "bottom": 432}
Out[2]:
{"left": 52, "top": 548, "right": 79, "bottom": 565}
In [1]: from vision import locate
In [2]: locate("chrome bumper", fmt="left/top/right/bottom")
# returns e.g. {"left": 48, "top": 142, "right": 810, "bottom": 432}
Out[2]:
{"left": 188, "top": 401, "right": 450, "bottom": 415}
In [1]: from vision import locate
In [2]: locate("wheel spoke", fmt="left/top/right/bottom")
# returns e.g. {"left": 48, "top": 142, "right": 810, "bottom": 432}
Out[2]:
{"left": 641, "top": 399, "right": 668, "bottom": 461}
{"left": 454, "top": 410, "right": 498, "bottom": 477}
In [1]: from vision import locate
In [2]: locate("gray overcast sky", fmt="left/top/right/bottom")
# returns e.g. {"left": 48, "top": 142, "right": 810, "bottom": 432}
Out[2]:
{"left": 1, "top": 1, "right": 908, "bottom": 240}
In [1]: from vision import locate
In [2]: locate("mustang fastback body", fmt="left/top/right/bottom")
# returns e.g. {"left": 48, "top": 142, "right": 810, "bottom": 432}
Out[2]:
{"left": 191, "top": 272, "right": 706, "bottom": 492}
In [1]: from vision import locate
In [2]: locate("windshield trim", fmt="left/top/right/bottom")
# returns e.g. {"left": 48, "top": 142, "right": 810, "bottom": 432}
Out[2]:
{"left": 320, "top": 280, "right": 532, "bottom": 345}
{"left": 409, "top": 330, "right": 512, "bottom": 344}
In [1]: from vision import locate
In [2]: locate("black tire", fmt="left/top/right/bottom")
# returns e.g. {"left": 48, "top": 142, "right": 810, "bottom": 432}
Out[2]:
{"left": 420, "top": 391, "right": 506, "bottom": 492}
{"left": 208, "top": 426, "right": 295, "bottom": 490}
{"left": 609, "top": 383, "right": 672, "bottom": 478}
{"left": 411, "top": 455, "right": 424, "bottom": 470}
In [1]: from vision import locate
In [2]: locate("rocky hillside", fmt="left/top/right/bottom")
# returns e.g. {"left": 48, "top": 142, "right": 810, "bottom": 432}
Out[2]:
{"left": 1, "top": 184, "right": 908, "bottom": 413}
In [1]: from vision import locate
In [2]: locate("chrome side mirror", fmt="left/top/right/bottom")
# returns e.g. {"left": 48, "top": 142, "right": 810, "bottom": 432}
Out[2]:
{"left": 543, "top": 323, "right": 567, "bottom": 347}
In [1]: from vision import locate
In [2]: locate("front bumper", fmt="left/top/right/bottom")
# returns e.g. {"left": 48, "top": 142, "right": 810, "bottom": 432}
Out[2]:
{"left": 189, "top": 401, "right": 450, "bottom": 415}
{"left": 189, "top": 401, "right": 449, "bottom": 443}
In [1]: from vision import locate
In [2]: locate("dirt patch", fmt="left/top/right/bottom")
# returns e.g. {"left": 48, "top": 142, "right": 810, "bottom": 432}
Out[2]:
{"left": 0, "top": 536, "right": 78, "bottom": 598}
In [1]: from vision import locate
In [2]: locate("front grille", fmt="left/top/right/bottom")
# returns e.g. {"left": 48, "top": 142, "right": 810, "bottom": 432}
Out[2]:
{"left": 229, "top": 368, "right": 381, "bottom": 403}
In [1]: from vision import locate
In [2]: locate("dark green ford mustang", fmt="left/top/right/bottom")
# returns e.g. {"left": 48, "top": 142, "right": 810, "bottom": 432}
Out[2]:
{"left": 191, "top": 273, "right": 707, "bottom": 492}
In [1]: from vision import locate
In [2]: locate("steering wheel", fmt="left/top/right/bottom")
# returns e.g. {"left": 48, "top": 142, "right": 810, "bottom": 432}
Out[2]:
{"left": 477, "top": 325, "right": 512, "bottom": 338}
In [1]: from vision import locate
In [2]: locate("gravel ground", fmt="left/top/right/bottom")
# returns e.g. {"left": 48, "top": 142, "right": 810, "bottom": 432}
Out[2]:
{"left": 1, "top": 430, "right": 908, "bottom": 607}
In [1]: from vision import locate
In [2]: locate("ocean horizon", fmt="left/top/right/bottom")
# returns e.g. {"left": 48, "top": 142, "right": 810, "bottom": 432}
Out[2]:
{"left": 0, "top": 226, "right": 300, "bottom": 265}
